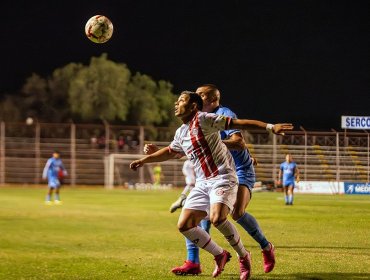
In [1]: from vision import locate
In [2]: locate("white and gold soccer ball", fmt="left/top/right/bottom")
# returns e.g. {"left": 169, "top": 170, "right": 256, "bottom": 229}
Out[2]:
{"left": 85, "top": 15, "right": 113, "bottom": 43}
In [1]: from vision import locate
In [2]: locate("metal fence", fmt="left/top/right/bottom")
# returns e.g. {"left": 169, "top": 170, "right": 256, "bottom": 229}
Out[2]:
{"left": 0, "top": 121, "right": 369, "bottom": 186}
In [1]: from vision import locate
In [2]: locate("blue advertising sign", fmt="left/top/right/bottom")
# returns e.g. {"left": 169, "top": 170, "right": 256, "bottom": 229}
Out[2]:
{"left": 344, "top": 182, "right": 370, "bottom": 195}
{"left": 341, "top": 116, "right": 370, "bottom": 129}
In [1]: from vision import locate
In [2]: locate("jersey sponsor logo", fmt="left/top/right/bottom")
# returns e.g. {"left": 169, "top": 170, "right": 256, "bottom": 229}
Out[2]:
{"left": 215, "top": 189, "right": 225, "bottom": 196}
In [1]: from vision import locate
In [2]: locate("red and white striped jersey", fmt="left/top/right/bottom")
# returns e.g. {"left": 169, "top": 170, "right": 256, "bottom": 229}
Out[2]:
{"left": 169, "top": 111, "right": 237, "bottom": 183}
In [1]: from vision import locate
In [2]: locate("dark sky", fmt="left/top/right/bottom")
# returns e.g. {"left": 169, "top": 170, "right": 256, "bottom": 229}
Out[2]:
{"left": 2, "top": 0, "right": 370, "bottom": 130}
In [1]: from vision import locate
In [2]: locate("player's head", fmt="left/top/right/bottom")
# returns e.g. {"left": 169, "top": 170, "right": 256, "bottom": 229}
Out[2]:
{"left": 53, "top": 151, "right": 60, "bottom": 158}
{"left": 195, "top": 84, "right": 220, "bottom": 113}
{"left": 286, "top": 154, "right": 292, "bottom": 162}
{"left": 175, "top": 91, "right": 203, "bottom": 122}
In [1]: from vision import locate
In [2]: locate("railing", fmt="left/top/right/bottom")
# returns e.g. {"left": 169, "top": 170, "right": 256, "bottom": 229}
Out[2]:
{"left": 0, "top": 121, "right": 369, "bottom": 186}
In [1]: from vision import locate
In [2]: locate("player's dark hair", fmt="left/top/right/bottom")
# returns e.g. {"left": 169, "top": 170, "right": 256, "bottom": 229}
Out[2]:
{"left": 181, "top": 91, "right": 203, "bottom": 111}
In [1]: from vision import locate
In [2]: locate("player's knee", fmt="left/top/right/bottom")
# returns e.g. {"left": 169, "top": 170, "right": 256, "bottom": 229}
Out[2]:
{"left": 177, "top": 220, "right": 194, "bottom": 232}
{"left": 231, "top": 208, "right": 244, "bottom": 221}
{"left": 210, "top": 215, "right": 227, "bottom": 227}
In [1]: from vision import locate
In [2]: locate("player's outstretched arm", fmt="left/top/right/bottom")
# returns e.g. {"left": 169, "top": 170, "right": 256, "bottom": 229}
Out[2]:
{"left": 130, "top": 147, "right": 176, "bottom": 171}
{"left": 229, "top": 119, "right": 293, "bottom": 135}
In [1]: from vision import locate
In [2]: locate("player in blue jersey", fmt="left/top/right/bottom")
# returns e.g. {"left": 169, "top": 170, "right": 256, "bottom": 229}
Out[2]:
{"left": 42, "top": 151, "right": 67, "bottom": 205}
{"left": 169, "top": 84, "right": 276, "bottom": 275}
{"left": 278, "top": 154, "right": 300, "bottom": 205}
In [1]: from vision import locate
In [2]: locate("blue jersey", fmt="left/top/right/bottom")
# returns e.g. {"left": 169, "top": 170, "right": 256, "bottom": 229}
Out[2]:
{"left": 280, "top": 161, "right": 297, "bottom": 186}
{"left": 213, "top": 106, "right": 255, "bottom": 187}
{"left": 42, "top": 157, "right": 67, "bottom": 188}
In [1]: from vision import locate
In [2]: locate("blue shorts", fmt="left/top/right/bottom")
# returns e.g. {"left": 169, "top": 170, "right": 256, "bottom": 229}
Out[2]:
{"left": 283, "top": 180, "right": 295, "bottom": 187}
{"left": 238, "top": 171, "right": 256, "bottom": 188}
{"left": 48, "top": 177, "right": 61, "bottom": 188}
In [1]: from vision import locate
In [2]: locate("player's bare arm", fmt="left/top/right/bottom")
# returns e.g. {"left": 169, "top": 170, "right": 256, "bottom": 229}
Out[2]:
{"left": 222, "top": 132, "right": 247, "bottom": 151}
{"left": 229, "top": 119, "right": 293, "bottom": 135}
{"left": 277, "top": 169, "right": 282, "bottom": 185}
{"left": 295, "top": 167, "right": 300, "bottom": 182}
{"left": 130, "top": 147, "right": 177, "bottom": 170}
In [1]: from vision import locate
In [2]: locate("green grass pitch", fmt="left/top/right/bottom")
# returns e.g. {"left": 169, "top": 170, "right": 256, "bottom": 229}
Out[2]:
{"left": 0, "top": 186, "right": 369, "bottom": 279}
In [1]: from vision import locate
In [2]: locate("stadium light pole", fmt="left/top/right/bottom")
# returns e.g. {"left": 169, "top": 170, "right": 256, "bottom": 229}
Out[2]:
{"left": 364, "top": 129, "right": 369, "bottom": 184}
{"left": 34, "top": 120, "right": 40, "bottom": 185}
{"left": 70, "top": 123, "right": 76, "bottom": 186}
{"left": 0, "top": 121, "right": 5, "bottom": 186}
{"left": 300, "top": 126, "right": 307, "bottom": 181}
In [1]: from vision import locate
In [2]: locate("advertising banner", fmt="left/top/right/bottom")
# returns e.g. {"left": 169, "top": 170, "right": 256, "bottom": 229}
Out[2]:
{"left": 295, "top": 181, "right": 344, "bottom": 194}
{"left": 344, "top": 182, "right": 370, "bottom": 195}
{"left": 341, "top": 116, "right": 370, "bottom": 129}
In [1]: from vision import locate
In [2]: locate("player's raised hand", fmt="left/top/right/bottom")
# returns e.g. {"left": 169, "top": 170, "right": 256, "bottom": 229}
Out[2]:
{"left": 130, "top": 160, "right": 144, "bottom": 171}
{"left": 272, "top": 123, "right": 294, "bottom": 135}
{"left": 144, "top": 143, "right": 159, "bottom": 155}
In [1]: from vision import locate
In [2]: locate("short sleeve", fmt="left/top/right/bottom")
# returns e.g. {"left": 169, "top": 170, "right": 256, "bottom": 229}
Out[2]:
{"left": 202, "top": 113, "right": 232, "bottom": 132}
{"left": 217, "top": 108, "right": 240, "bottom": 139}
{"left": 169, "top": 134, "right": 185, "bottom": 158}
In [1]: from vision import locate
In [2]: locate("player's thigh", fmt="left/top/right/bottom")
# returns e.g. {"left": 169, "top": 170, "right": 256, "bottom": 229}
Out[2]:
{"left": 232, "top": 185, "right": 252, "bottom": 220}
{"left": 209, "top": 202, "right": 230, "bottom": 226}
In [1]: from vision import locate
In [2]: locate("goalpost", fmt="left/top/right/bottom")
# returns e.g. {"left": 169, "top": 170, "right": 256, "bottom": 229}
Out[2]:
{"left": 104, "top": 153, "right": 186, "bottom": 189}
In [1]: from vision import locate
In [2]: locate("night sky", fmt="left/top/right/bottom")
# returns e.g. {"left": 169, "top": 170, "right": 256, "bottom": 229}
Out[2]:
{"left": 2, "top": 1, "right": 370, "bottom": 130}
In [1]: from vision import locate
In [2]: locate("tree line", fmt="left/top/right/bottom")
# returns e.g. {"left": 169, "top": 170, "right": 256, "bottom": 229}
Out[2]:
{"left": 0, "top": 54, "right": 179, "bottom": 127}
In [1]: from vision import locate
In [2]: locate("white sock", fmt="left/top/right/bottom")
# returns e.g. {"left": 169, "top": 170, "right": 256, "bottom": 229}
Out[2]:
{"left": 181, "top": 226, "right": 223, "bottom": 256}
{"left": 216, "top": 220, "right": 248, "bottom": 258}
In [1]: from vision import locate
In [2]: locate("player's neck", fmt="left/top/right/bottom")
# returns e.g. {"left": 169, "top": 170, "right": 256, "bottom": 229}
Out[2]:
{"left": 181, "top": 111, "right": 197, "bottom": 124}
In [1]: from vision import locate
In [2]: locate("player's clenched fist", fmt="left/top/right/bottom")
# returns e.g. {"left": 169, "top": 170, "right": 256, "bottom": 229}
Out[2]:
{"left": 143, "top": 143, "right": 159, "bottom": 155}
{"left": 130, "top": 160, "right": 144, "bottom": 170}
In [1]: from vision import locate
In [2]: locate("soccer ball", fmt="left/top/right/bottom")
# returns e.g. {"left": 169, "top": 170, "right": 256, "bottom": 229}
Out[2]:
{"left": 85, "top": 15, "right": 113, "bottom": 43}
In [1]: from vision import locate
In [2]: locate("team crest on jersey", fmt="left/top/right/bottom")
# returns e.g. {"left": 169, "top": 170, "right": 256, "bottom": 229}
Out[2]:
{"left": 191, "top": 128, "right": 198, "bottom": 136}
{"left": 216, "top": 189, "right": 225, "bottom": 196}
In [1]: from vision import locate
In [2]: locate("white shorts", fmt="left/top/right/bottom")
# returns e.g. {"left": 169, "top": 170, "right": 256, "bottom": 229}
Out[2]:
{"left": 183, "top": 177, "right": 238, "bottom": 215}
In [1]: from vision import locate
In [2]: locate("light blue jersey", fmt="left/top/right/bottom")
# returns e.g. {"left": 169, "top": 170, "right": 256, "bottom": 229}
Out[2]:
{"left": 280, "top": 161, "right": 297, "bottom": 187}
{"left": 42, "top": 157, "right": 67, "bottom": 188}
{"left": 213, "top": 106, "right": 255, "bottom": 188}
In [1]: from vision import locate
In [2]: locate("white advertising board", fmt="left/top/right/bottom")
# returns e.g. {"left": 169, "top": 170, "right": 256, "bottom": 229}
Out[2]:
{"left": 341, "top": 116, "right": 370, "bottom": 129}
{"left": 295, "top": 181, "right": 344, "bottom": 194}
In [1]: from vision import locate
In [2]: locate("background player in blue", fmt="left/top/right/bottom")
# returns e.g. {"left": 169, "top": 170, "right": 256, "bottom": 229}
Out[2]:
{"left": 42, "top": 151, "right": 67, "bottom": 205}
{"left": 170, "top": 84, "right": 276, "bottom": 275}
{"left": 278, "top": 154, "right": 300, "bottom": 205}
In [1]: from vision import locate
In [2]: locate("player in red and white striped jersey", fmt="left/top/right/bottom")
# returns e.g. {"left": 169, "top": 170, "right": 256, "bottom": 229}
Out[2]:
{"left": 130, "top": 91, "right": 292, "bottom": 279}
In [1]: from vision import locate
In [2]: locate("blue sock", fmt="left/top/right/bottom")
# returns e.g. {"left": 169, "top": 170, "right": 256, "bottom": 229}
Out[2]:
{"left": 289, "top": 194, "right": 293, "bottom": 204}
{"left": 200, "top": 219, "right": 211, "bottom": 234}
{"left": 285, "top": 195, "right": 289, "bottom": 203}
{"left": 185, "top": 238, "right": 199, "bottom": 263}
{"left": 46, "top": 194, "right": 51, "bottom": 201}
{"left": 237, "top": 212, "right": 269, "bottom": 249}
